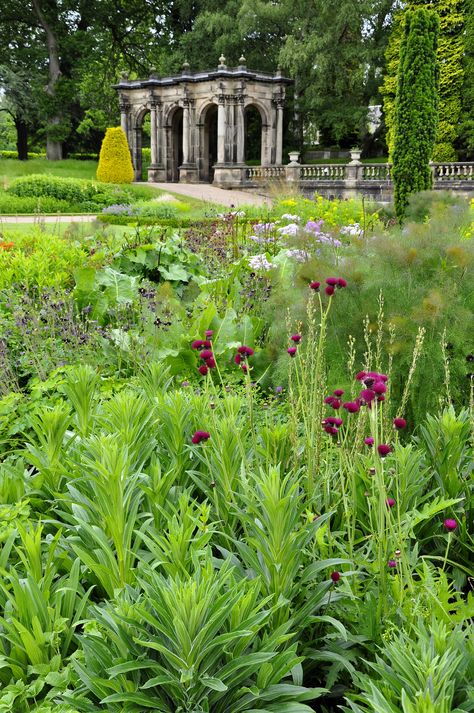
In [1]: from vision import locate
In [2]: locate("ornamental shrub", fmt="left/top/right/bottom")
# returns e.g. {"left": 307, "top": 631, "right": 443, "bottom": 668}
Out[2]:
{"left": 392, "top": 9, "right": 439, "bottom": 221}
{"left": 96, "top": 127, "right": 134, "bottom": 184}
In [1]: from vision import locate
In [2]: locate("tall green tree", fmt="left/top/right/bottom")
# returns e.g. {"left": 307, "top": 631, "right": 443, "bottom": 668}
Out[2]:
{"left": 392, "top": 8, "right": 439, "bottom": 220}
{"left": 381, "top": 0, "right": 464, "bottom": 162}
{"left": 459, "top": 0, "right": 474, "bottom": 157}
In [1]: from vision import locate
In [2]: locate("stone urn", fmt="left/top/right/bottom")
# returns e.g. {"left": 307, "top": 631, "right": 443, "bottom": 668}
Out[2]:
{"left": 288, "top": 151, "right": 300, "bottom": 166}
{"left": 349, "top": 147, "right": 362, "bottom": 164}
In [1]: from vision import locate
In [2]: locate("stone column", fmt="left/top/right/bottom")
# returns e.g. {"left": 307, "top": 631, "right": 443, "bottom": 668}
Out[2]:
{"left": 217, "top": 95, "right": 226, "bottom": 164}
{"left": 119, "top": 99, "right": 131, "bottom": 151}
{"left": 133, "top": 126, "right": 142, "bottom": 181}
{"left": 182, "top": 100, "right": 190, "bottom": 165}
{"left": 236, "top": 96, "right": 245, "bottom": 164}
{"left": 150, "top": 100, "right": 158, "bottom": 166}
{"left": 276, "top": 100, "right": 284, "bottom": 165}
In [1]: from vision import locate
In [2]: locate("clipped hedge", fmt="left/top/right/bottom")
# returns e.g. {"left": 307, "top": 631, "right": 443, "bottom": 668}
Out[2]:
{"left": 6, "top": 174, "right": 134, "bottom": 209}
{"left": 96, "top": 127, "right": 134, "bottom": 184}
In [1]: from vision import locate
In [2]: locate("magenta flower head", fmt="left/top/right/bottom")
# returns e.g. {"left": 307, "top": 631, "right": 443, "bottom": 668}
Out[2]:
{"left": 309, "top": 281, "right": 321, "bottom": 291}
{"left": 330, "top": 571, "right": 340, "bottom": 583}
{"left": 241, "top": 363, "right": 248, "bottom": 373}
{"left": 205, "top": 330, "right": 214, "bottom": 337}
{"left": 337, "top": 278, "right": 347, "bottom": 288}
{"left": 373, "top": 381, "right": 387, "bottom": 395}
{"left": 393, "top": 417, "right": 407, "bottom": 430}
{"left": 192, "top": 339, "right": 205, "bottom": 350}
{"left": 287, "top": 346, "right": 297, "bottom": 357}
{"left": 198, "top": 365, "right": 209, "bottom": 376}
{"left": 355, "top": 371, "right": 367, "bottom": 381}
{"left": 200, "top": 349, "right": 213, "bottom": 361}
{"left": 325, "top": 417, "right": 343, "bottom": 427}
{"left": 386, "top": 498, "right": 396, "bottom": 508}
{"left": 377, "top": 444, "right": 392, "bottom": 458}
{"left": 325, "top": 285, "right": 335, "bottom": 296}
{"left": 343, "top": 401, "right": 360, "bottom": 413}
{"left": 326, "top": 277, "right": 339, "bottom": 286}
{"left": 202, "top": 340, "right": 212, "bottom": 348}
{"left": 364, "top": 437, "right": 374, "bottom": 447}
{"left": 333, "top": 389, "right": 345, "bottom": 397}
{"left": 234, "top": 353, "right": 242, "bottom": 365}
{"left": 360, "top": 389, "right": 376, "bottom": 404}
{"left": 238, "top": 345, "right": 254, "bottom": 356}
{"left": 324, "top": 425, "right": 339, "bottom": 435}
{"left": 192, "top": 430, "right": 210, "bottom": 444}
{"left": 291, "top": 334, "right": 302, "bottom": 343}
{"left": 443, "top": 518, "right": 458, "bottom": 532}
{"left": 206, "top": 357, "right": 216, "bottom": 369}
{"left": 388, "top": 559, "right": 397, "bottom": 569}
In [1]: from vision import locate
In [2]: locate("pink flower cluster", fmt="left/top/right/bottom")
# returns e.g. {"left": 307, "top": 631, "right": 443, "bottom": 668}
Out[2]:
{"left": 192, "top": 330, "right": 216, "bottom": 375}
{"left": 234, "top": 345, "right": 254, "bottom": 373}
{"left": 288, "top": 333, "right": 302, "bottom": 357}
{"left": 309, "top": 277, "right": 347, "bottom": 296}
{"left": 192, "top": 430, "right": 210, "bottom": 444}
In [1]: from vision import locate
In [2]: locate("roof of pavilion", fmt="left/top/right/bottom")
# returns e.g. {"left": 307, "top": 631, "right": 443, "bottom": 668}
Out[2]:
{"left": 113, "top": 61, "right": 293, "bottom": 90}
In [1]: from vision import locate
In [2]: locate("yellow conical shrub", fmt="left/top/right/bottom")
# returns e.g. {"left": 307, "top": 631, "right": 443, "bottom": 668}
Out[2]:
{"left": 96, "top": 127, "right": 134, "bottom": 183}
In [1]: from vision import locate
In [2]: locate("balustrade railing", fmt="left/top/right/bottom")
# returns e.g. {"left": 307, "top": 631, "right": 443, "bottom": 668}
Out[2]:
{"left": 246, "top": 165, "right": 286, "bottom": 180}
{"left": 300, "top": 164, "right": 345, "bottom": 181}
{"left": 243, "top": 161, "right": 474, "bottom": 188}
{"left": 432, "top": 162, "right": 474, "bottom": 181}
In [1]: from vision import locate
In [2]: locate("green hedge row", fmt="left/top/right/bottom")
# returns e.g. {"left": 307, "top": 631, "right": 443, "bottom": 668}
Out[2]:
{"left": 0, "top": 151, "right": 98, "bottom": 160}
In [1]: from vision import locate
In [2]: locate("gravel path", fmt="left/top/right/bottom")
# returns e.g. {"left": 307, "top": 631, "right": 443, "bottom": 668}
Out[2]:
{"left": 145, "top": 182, "right": 272, "bottom": 207}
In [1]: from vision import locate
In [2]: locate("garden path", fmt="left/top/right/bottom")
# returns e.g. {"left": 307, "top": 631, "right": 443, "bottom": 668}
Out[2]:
{"left": 144, "top": 182, "right": 272, "bottom": 207}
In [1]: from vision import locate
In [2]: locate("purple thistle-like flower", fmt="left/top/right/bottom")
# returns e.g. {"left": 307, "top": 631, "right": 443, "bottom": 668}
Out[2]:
{"left": 291, "top": 334, "right": 302, "bottom": 343}
{"left": 360, "top": 389, "right": 376, "bottom": 404}
{"left": 287, "top": 346, "right": 297, "bottom": 357}
{"left": 343, "top": 401, "right": 360, "bottom": 413}
{"left": 386, "top": 498, "right": 396, "bottom": 508}
{"left": 333, "top": 389, "right": 345, "bottom": 397}
{"left": 192, "top": 430, "right": 210, "bottom": 444}
{"left": 373, "top": 381, "right": 387, "bottom": 395}
{"left": 330, "top": 571, "right": 340, "bottom": 583}
{"left": 364, "top": 437, "right": 374, "bottom": 447}
{"left": 377, "top": 444, "right": 392, "bottom": 458}
{"left": 200, "top": 349, "right": 213, "bottom": 361}
{"left": 388, "top": 559, "right": 397, "bottom": 569}
{"left": 443, "top": 518, "right": 458, "bottom": 531}
{"left": 198, "top": 365, "right": 209, "bottom": 376}
{"left": 309, "top": 281, "right": 321, "bottom": 291}
{"left": 325, "top": 285, "right": 335, "bottom": 296}
{"left": 393, "top": 417, "right": 407, "bottom": 429}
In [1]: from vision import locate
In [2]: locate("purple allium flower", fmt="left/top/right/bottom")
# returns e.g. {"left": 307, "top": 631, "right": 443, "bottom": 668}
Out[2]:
{"left": 393, "top": 417, "right": 407, "bottom": 430}
{"left": 330, "top": 571, "right": 340, "bottom": 583}
{"left": 333, "top": 389, "right": 344, "bottom": 397}
{"left": 192, "top": 430, "right": 210, "bottom": 444}
{"left": 377, "top": 444, "right": 392, "bottom": 458}
{"left": 343, "top": 401, "right": 360, "bottom": 413}
{"left": 287, "top": 346, "right": 297, "bottom": 357}
{"left": 198, "top": 365, "right": 209, "bottom": 376}
{"left": 291, "top": 334, "right": 302, "bottom": 343}
{"left": 360, "top": 389, "right": 376, "bottom": 404}
{"left": 386, "top": 498, "right": 396, "bottom": 508}
{"left": 388, "top": 559, "right": 397, "bottom": 568}
{"left": 309, "top": 281, "right": 321, "bottom": 291}
{"left": 364, "top": 437, "right": 374, "bottom": 447}
{"left": 443, "top": 518, "right": 458, "bottom": 531}
{"left": 325, "top": 285, "right": 335, "bottom": 296}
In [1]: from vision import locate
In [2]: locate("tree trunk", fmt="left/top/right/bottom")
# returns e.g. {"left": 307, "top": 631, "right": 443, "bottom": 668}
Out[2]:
{"left": 31, "top": 0, "right": 63, "bottom": 160}
{"left": 14, "top": 117, "right": 28, "bottom": 160}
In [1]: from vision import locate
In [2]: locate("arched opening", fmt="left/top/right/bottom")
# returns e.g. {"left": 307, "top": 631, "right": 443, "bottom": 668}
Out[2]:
{"left": 201, "top": 104, "right": 218, "bottom": 182}
{"left": 244, "top": 105, "right": 263, "bottom": 166}
{"left": 171, "top": 107, "right": 183, "bottom": 182}
{"left": 132, "top": 108, "right": 150, "bottom": 182}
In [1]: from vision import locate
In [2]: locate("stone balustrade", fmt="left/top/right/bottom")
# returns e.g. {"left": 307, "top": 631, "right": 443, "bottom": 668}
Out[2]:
{"left": 244, "top": 159, "right": 474, "bottom": 200}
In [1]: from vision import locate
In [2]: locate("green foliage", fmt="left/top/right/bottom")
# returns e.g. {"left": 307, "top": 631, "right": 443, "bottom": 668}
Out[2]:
{"left": 392, "top": 9, "right": 439, "bottom": 220}
{"left": 96, "top": 127, "right": 134, "bottom": 184}
{"left": 382, "top": 0, "right": 465, "bottom": 162}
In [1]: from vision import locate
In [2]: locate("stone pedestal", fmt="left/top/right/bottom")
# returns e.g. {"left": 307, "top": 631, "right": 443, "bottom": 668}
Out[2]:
{"left": 179, "top": 164, "right": 199, "bottom": 183}
{"left": 147, "top": 164, "right": 167, "bottom": 182}
{"left": 213, "top": 164, "right": 247, "bottom": 188}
